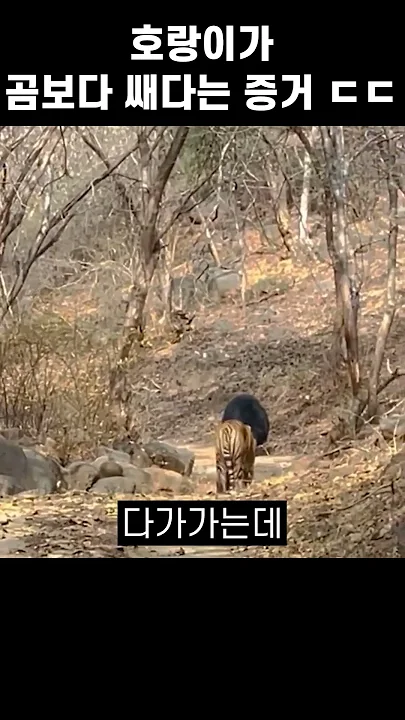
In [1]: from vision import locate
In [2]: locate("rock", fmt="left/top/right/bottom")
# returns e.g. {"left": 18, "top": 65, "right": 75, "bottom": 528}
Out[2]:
{"left": 66, "top": 459, "right": 131, "bottom": 492}
{"left": 0, "top": 444, "right": 67, "bottom": 496}
{"left": 96, "top": 446, "right": 131, "bottom": 463}
{"left": 146, "top": 466, "right": 194, "bottom": 494}
{"left": 92, "top": 454, "right": 111, "bottom": 468}
{"left": 120, "top": 464, "right": 154, "bottom": 493}
{"left": 96, "top": 444, "right": 152, "bottom": 468}
{"left": 0, "top": 473, "right": 27, "bottom": 497}
{"left": 0, "top": 437, "right": 35, "bottom": 496}
{"left": 90, "top": 476, "right": 137, "bottom": 494}
{"left": 97, "top": 460, "right": 123, "bottom": 478}
{"left": 206, "top": 269, "right": 241, "bottom": 301}
{"left": 143, "top": 441, "right": 195, "bottom": 476}
{"left": 22, "top": 448, "right": 67, "bottom": 494}
{"left": 0, "top": 438, "right": 44, "bottom": 495}
{"left": 91, "top": 453, "right": 127, "bottom": 479}
{"left": 65, "top": 461, "right": 99, "bottom": 491}
{"left": 130, "top": 445, "right": 153, "bottom": 469}
{"left": 96, "top": 446, "right": 131, "bottom": 464}
{"left": 114, "top": 462, "right": 191, "bottom": 495}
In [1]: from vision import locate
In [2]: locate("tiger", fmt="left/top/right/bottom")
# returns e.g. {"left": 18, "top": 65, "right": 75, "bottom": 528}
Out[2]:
{"left": 215, "top": 419, "right": 256, "bottom": 493}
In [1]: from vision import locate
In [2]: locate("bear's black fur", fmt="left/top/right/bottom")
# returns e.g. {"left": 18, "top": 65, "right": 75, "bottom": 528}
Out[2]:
{"left": 222, "top": 393, "right": 269, "bottom": 447}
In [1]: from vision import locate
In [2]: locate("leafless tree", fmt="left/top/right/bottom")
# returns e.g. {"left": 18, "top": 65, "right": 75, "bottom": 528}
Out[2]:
{"left": 368, "top": 127, "right": 400, "bottom": 418}
{"left": 0, "top": 126, "right": 143, "bottom": 321}
{"left": 292, "top": 125, "right": 404, "bottom": 434}
{"left": 3, "top": 123, "right": 405, "bottom": 445}
{"left": 298, "top": 126, "right": 318, "bottom": 254}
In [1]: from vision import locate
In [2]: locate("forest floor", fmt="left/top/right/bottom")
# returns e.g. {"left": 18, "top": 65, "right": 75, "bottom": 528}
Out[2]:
{"left": 2, "top": 222, "right": 405, "bottom": 558}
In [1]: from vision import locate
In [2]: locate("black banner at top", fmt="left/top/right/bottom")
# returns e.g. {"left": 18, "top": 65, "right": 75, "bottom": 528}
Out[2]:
{"left": 2, "top": 18, "right": 404, "bottom": 124}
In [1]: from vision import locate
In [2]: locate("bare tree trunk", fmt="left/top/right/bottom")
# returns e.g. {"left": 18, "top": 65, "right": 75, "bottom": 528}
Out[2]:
{"left": 120, "top": 256, "right": 157, "bottom": 360}
{"left": 186, "top": 129, "right": 238, "bottom": 268}
{"left": 292, "top": 125, "right": 400, "bottom": 437}
{"left": 266, "top": 169, "right": 292, "bottom": 254}
{"left": 239, "top": 233, "right": 247, "bottom": 308}
{"left": 324, "top": 184, "right": 347, "bottom": 367}
{"left": 159, "top": 229, "right": 178, "bottom": 328}
{"left": 108, "top": 127, "right": 189, "bottom": 410}
{"left": 333, "top": 127, "right": 360, "bottom": 399}
{"left": 286, "top": 181, "right": 294, "bottom": 215}
{"left": 320, "top": 126, "right": 361, "bottom": 409}
{"left": 293, "top": 125, "right": 346, "bottom": 368}
{"left": 299, "top": 126, "right": 317, "bottom": 252}
{"left": 232, "top": 202, "right": 247, "bottom": 308}
{"left": 193, "top": 205, "right": 221, "bottom": 266}
{"left": 119, "top": 126, "right": 189, "bottom": 362}
{"left": 368, "top": 127, "right": 399, "bottom": 418}
{"left": 260, "top": 131, "right": 293, "bottom": 255}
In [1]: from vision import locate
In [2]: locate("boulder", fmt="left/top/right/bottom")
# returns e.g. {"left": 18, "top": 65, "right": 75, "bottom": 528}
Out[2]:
{"left": 90, "top": 476, "right": 137, "bottom": 494}
{"left": 0, "top": 436, "right": 31, "bottom": 496}
{"left": 0, "top": 441, "right": 67, "bottom": 497}
{"left": 206, "top": 269, "right": 241, "bottom": 301}
{"left": 146, "top": 466, "right": 194, "bottom": 494}
{"left": 143, "top": 441, "right": 195, "bottom": 476}
{"left": 97, "top": 460, "right": 123, "bottom": 478}
{"left": 65, "top": 461, "right": 99, "bottom": 491}
{"left": 96, "top": 444, "right": 152, "bottom": 469}
{"left": 90, "top": 463, "right": 154, "bottom": 494}
{"left": 121, "top": 464, "right": 154, "bottom": 493}
{"left": 129, "top": 445, "right": 153, "bottom": 469}
{"left": 0, "top": 473, "right": 29, "bottom": 497}
{"left": 22, "top": 448, "right": 67, "bottom": 494}
{"left": 92, "top": 455, "right": 116, "bottom": 471}
{"left": 96, "top": 446, "right": 132, "bottom": 464}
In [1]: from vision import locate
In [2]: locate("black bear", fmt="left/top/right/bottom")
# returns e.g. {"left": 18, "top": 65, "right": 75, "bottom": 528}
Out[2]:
{"left": 222, "top": 393, "right": 269, "bottom": 447}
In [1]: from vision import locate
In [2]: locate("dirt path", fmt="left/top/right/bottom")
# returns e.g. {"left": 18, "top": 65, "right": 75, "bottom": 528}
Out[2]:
{"left": 1, "top": 438, "right": 402, "bottom": 558}
{"left": 2, "top": 234, "right": 405, "bottom": 558}
{"left": 0, "top": 445, "right": 302, "bottom": 558}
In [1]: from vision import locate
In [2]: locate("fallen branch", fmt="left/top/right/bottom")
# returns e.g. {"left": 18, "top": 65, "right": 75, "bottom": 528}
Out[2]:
{"left": 246, "top": 290, "right": 282, "bottom": 306}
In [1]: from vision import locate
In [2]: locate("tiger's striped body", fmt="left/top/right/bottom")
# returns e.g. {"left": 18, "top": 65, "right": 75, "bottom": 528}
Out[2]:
{"left": 215, "top": 419, "right": 256, "bottom": 493}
